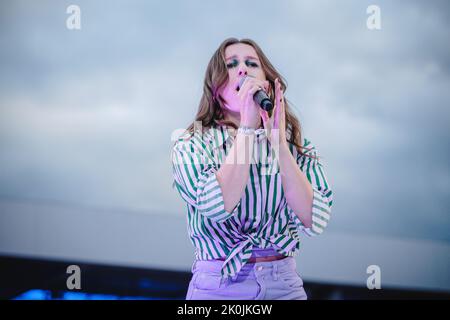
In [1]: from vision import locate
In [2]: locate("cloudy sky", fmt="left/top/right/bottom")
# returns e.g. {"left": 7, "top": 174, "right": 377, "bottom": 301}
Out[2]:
{"left": 0, "top": 0, "right": 449, "bottom": 246}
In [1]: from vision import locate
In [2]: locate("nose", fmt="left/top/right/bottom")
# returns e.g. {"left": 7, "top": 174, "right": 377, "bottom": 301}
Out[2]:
{"left": 238, "top": 63, "right": 248, "bottom": 76}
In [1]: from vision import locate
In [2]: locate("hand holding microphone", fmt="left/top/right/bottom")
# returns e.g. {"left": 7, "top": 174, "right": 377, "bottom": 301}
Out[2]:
{"left": 237, "top": 76, "right": 274, "bottom": 112}
{"left": 236, "top": 76, "right": 273, "bottom": 129}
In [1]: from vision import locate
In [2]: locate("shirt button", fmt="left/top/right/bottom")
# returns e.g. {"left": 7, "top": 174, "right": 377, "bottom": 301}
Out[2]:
{"left": 257, "top": 266, "right": 263, "bottom": 271}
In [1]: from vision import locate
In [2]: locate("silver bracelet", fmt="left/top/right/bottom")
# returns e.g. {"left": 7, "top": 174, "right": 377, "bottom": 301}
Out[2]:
{"left": 237, "top": 126, "right": 256, "bottom": 135}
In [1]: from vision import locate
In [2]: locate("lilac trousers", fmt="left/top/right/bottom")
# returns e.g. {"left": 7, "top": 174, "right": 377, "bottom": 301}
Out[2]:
{"left": 186, "top": 247, "right": 307, "bottom": 300}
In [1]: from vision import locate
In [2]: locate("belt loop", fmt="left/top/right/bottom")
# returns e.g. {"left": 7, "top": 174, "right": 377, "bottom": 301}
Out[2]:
{"left": 272, "top": 263, "right": 278, "bottom": 281}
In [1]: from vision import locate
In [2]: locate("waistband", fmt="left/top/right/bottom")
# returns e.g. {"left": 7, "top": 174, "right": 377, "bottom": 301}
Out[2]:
{"left": 250, "top": 246, "right": 281, "bottom": 259}
{"left": 207, "top": 246, "right": 283, "bottom": 262}
{"left": 191, "top": 254, "right": 296, "bottom": 277}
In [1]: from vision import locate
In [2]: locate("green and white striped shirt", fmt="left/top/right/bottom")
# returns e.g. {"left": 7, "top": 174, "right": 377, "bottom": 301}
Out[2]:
{"left": 171, "top": 124, "right": 333, "bottom": 278}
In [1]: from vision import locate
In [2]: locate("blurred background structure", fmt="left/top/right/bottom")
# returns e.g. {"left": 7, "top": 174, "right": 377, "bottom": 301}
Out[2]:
{"left": 0, "top": 0, "right": 449, "bottom": 299}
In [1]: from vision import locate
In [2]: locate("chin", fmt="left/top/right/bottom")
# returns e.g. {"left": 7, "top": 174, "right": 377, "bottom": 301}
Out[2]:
{"left": 221, "top": 100, "right": 239, "bottom": 113}
{"left": 224, "top": 105, "right": 241, "bottom": 114}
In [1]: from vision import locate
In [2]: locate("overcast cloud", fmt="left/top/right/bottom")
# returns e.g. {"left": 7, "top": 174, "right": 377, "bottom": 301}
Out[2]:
{"left": 0, "top": 0, "right": 449, "bottom": 244}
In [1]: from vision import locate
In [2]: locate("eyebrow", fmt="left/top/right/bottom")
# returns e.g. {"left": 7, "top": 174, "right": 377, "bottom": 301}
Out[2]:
{"left": 225, "top": 55, "right": 259, "bottom": 61}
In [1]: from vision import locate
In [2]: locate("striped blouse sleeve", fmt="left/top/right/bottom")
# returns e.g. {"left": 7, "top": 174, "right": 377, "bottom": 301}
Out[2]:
{"left": 171, "top": 136, "right": 240, "bottom": 222}
{"left": 287, "top": 138, "right": 334, "bottom": 237}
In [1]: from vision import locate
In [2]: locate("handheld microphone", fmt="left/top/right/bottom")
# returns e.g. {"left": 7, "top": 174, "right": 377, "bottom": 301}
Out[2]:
{"left": 237, "top": 76, "right": 274, "bottom": 112}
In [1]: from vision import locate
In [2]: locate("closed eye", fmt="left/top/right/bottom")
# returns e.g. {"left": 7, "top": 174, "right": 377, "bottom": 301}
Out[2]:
{"left": 226, "top": 59, "right": 238, "bottom": 69}
{"left": 226, "top": 59, "right": 259, "bottom": 68}
{"left": 245, "top": 60, "right": 259, "bottom": 68}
